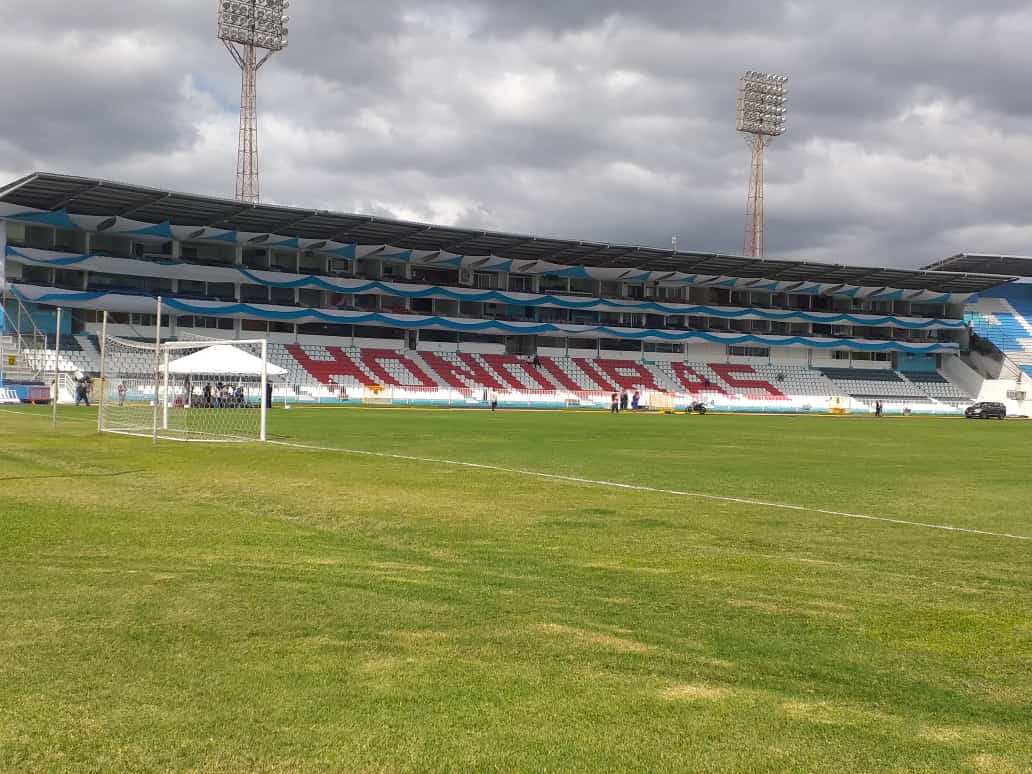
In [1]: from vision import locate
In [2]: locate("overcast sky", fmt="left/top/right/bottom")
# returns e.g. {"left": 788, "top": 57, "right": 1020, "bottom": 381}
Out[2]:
{"left": 3, "top": 0, "right": 1032, "bottom": 267}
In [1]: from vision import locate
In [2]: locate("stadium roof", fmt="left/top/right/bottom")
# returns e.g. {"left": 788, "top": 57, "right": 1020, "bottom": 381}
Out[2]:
{"left": 0, "top": 172, "right": 1015, "bottom": 294}
{"left": 923, "top": 253, "right": 1032, "bottom": 278}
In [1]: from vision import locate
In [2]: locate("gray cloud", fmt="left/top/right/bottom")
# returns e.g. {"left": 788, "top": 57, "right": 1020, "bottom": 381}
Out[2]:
{"left": 2, "top": 0, "right": 1032, "bottom": 266}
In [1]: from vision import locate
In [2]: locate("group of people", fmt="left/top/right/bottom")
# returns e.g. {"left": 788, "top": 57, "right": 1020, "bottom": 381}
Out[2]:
{"left": 71, "top": 375, "right": 271, "bottom": 410}
{"left": 610, "top": 390, "right": 642, "bottom": 414}
{"left": 199, "top": 381, "right": 248, "bottom": 409}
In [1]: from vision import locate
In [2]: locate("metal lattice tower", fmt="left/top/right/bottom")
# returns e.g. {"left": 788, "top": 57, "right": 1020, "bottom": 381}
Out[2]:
{"left": 743, "top": 133, "right": 769, "bottom": 258}
{"left": 218, "top": 1, "right": 290, "bottom": 205}
{"left": 235, "top": 44, "right": 260, "bottom": 203}
{"left": 736, "top": 71, "right": 788, "bottom": 258}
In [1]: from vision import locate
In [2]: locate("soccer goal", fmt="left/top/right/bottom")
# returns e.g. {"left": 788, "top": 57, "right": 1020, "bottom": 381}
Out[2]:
{"left": 362, "top": 385, "right": 394, "bottom": 406}
{"left": 98, "top": 332, "right": 275, "bottom": 443}
{"left": 647, "top": 391, "right": 678, "bottom": 413}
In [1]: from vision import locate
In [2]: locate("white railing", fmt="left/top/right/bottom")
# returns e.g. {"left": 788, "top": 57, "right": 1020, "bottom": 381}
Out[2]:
{"left": 268, "top": 382, "right": 969, "bottom": 415}
{"left": 1, "top": 291, "right": 49, "bottom": 381}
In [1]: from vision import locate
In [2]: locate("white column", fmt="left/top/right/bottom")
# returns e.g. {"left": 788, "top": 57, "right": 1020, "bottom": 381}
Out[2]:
{"left": 152, "top": 297, "right": 162, "bottom": 445}
{"left": 52, "top": 307, "right": 62, "bottom": 428}
{"left": 97, "top": 311, "right": 108, "bottom": 433}
{"left": 259, "top": 339, "right": 268, "bottom": 442}
{"left": 161, "top": 349, "right": 170, "bottom": 431}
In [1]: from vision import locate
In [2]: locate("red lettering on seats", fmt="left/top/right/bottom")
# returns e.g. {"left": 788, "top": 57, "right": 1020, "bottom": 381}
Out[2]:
{"left": 710, "top": 364, "right": 786, "bottom": 399}
{"left": 536, "top": 358, "right": 583, "bottom": 391}
{"left": 420, "top": 352, "right": 505, "bottom": 389}
{"left": 360, "top": 350, "right": 437, "bottom": 388}
{"left": 593, "top": 359, "right": 664, "bottom": 391}
{"left": 573, "top": 358, "right": 618, "bottom": 391}
{"left": 285, "top": 345, "right": 374, "bottom": 386}
{"left": 480, "top": 354, "right": 554, "bottom": 390}
{"left": 669, "top": 363, "right": 730, "bottom": 396}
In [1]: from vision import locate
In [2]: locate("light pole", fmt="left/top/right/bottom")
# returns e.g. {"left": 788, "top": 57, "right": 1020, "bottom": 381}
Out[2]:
{"left": 217, "top": 0, "right": 291, "bottom": 204}
{"left": 737, "top": 71, "right": 788, "bottom": 257}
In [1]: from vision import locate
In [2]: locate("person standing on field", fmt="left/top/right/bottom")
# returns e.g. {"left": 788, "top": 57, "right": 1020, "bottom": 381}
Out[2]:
{"left": 117, "top": 382, "right": 127, "bottom": 407}
{"left": 74, "top": 375, "right": 90, "bottom": 407}
{"left": 489, "top": 389, "right": 498, "bottom": 412}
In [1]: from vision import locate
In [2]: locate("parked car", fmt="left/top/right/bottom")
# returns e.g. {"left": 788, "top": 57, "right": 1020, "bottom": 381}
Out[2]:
{"left": 965, "top": 401, "right": 1007, "bottom": 420}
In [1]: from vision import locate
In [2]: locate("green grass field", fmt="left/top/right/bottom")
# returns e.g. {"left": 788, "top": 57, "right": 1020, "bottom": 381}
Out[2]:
{"left": 1, "top": 405, "right": 1030, "bottom": 773}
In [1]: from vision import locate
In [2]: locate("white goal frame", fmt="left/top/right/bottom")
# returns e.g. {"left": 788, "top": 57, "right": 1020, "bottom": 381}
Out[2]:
{"left": 97, "top": 311, "right": 269, "bottom": 444}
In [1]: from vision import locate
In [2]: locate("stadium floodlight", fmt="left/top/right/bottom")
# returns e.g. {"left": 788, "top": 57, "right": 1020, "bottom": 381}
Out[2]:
{"left": 217, "top": 0, "right": 291, "bottom": 204}
{"left": 737, "top": 70, "right": 788, "bottom": 257}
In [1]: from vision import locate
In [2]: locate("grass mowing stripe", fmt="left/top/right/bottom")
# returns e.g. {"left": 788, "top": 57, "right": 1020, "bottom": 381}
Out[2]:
{"left": 6, "top": 408, "right": 1028, "bottom": 542}
{"left": 2, "top": 404, "right": 1030, "bottom": 771}
{"left": 269, "top": 439, "right": 1032, "bottom": 543}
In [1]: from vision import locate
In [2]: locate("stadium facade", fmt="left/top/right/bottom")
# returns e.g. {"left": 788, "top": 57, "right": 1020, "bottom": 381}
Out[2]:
{"left": 1, "top": 171, "right": 1027, "bottom": 414}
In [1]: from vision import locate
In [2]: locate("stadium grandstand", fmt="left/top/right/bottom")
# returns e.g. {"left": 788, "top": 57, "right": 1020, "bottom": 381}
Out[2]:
{"left": 928, "top": 254, "right": 1032, "bottom": 383}
{"left": 1, "top": 171, "right": 1025, "bottom": 414}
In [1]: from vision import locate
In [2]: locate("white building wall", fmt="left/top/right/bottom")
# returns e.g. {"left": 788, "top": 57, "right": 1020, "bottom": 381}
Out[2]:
{"left": 942, "top": 355, "right": 1031, "bottom": 415}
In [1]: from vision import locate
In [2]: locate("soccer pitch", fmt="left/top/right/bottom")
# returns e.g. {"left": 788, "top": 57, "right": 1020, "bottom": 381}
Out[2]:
{"left": 1, "top": 406, "right": 1029, "bottom": 773}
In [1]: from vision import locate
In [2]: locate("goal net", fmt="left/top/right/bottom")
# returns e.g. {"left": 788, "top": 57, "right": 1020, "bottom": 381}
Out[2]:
{"left": 362, "top": 385, "right": 394, "bottom": 406}
{"left": 98, "top": 335, "right": 271, "bottom": 443}
{"left": 647, "top": 391, "right": 677, "bottom": 413}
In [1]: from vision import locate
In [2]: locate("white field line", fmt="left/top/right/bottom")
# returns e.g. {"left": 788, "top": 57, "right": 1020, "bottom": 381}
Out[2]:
{"left": 269, "top": 440, "right": 1032, "bottom": 543}
{"left": 0, "top": 407, "right": 96, "bottom": 422}
{"left": 6, "top": 409, "right": 1028, "bottom": 543}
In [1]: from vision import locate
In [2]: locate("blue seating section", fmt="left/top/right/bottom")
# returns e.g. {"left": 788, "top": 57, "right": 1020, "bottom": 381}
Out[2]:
{"left": 970, "top": 285, "right": 1032, "bottom": 356}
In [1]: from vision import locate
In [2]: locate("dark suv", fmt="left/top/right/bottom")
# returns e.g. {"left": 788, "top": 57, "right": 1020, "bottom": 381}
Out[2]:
{"left": 965, "top": 401, "right": 1007, "bottom": 420}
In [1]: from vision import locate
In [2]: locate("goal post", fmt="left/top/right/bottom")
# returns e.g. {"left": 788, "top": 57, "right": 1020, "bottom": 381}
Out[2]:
{"left": 98, "top": 329, "right": 273, "bottom": 443}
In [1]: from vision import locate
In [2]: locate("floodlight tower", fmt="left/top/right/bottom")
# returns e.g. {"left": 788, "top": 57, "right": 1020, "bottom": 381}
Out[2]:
{"left": 217, "top": 0, "right": 290, "bottom": 204}
{"left": 736, "top": 71, "right": 788, "bottom": 257}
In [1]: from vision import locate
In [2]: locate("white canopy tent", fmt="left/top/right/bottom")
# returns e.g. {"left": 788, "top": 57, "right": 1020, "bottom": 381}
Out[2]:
{"left": 162, "top": 343, "right": 286, "bottom": 379}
